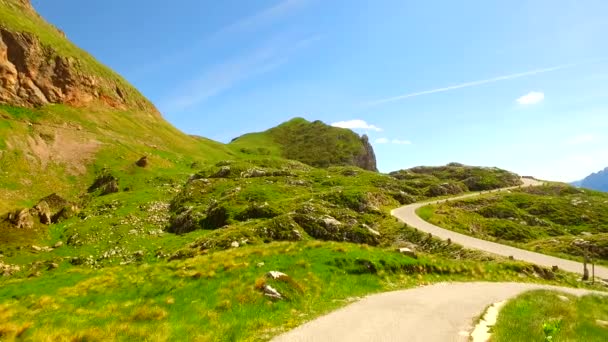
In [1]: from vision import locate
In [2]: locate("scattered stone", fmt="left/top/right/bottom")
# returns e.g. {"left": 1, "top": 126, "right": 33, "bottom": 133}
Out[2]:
{"left": 133, "top": 250, "right": 144, "bottom": 258}
{"left": 321, "top": 216, "right": 342, "bottom": 229}
{"left": 31, "top": 245, "right": 41, "bottom": 252}
{"left": 257, "top": 262, "right": 265, "bottom": 268}
{"left": 88, "top": 173, "right": 120, "bottom": 195}
{"left": 557, "top": 295, "right": 570, "bottom": 302}
{"left": 267, "top": 271, "right": 288, "bottom": 280}
{"left": 396, "top": 247, "right": 418, "bottom": 259}
{"left": 53, "top": 241, "right": 63, "bottom": 248}
{"left": 8, "top": 208, "right": 35, "bottom": 229}
{"left": 362, "top": 224, "right": 380, "bottom": 236}
{"left": 34, "top": 200, "right": 52, "bottom": 224}
{"left": 135, "top": 156, "right": 148, "bottom": 167}
{"left": 47, "top": 262, "right": 59, "bottom": 270}
{"left": 596, "top": 320, "right": 608, "bottom": 328}
{"left": 230, "top": 241, "right": 240, "bottom": 248}
{"left": 263, "top": 285, "right": 282, "bottom": 299}
{"left": 0, "top": 261, "right": 21, "bottom": 276}
{"left": 581, "top": 232, "right": 593, "bottom": 236}
{"left": 241, "top": 168, "right": 267, "bottom": 178}
{"left": 211, "top": 166, "right": 231, "bottom": 178}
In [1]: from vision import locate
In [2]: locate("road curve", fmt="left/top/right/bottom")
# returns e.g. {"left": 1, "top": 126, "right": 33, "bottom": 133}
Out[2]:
{"left": 390, "top": 178, "right": 608, "bottom": 279}
{"left": 273, "top": 282, "right": 604, "bottom": 342}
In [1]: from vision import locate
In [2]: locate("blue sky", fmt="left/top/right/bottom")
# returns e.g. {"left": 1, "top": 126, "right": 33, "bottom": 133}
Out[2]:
{"left": 34, "top": 0, "right": 608, "bottom": 181}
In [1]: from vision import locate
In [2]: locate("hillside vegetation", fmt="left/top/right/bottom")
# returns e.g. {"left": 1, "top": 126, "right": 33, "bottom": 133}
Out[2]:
{"left": 230, "top": 118, "right": 377, "bottom": 171}
{"left": 0, "top": 1, "right": 603, "bottom": 340}
{"left": 390, "top": 162, "right": 522, "bottom": 196}
{"left": 421, "top": 184, "right": 608, "bottom": 263}
{"left": 492, "top": 290, "right": 608, "bottom": 341}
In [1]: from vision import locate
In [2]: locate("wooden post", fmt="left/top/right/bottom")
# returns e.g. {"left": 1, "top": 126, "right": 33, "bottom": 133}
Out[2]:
{"left": 582, "top": 251, "right": 589, "bottom": 281}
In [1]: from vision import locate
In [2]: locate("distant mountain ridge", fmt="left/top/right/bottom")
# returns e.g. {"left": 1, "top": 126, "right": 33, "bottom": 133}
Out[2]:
{"left": 574, "top": 167, "right": 608, "bottom": 192}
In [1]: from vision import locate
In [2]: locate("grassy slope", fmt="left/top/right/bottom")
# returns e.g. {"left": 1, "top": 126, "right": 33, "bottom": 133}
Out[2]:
{"left": 0, "top": 103, "right": 235, "bottom": 212}
{"left": 229, "top": 118, "right": 373, "bottom": 169}
{"left": 492, "top": 290, "right": 608, "bottom": 341}
{"left": 420, "top": 184, "right": 608, "bottom": 263}
{"left": 0, "top": 2, "right": 603, "bottom": 340}
{"left": 0, "top": 242, "right": 596, "bottom": 341}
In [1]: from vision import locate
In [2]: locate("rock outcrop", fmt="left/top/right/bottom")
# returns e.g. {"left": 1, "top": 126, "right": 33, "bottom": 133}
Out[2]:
{"left": 355, "top": 134, "right": 378, "bottom": 172}
{"left": 0, "top": 1, "right": 157, "bottom": 112}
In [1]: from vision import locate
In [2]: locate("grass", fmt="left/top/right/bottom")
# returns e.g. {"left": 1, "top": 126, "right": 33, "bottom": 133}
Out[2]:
{"left": 419, "top": 184, "right": 608, "bottom": 264}
{"left": 492, "top": 290, "right": 608, "bottom": 341}
{"left": 0, "top": 241, "right": 598, "bottom": 341}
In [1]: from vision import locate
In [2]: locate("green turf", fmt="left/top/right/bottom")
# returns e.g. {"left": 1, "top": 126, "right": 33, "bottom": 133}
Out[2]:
{"left": 492, "top": 290, "right": 608, "bottom": 342}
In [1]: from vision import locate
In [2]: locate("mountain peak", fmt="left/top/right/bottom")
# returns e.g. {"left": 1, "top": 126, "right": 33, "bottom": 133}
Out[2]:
{"left": 231, "top": 118, "right": 378, "bottom": 171}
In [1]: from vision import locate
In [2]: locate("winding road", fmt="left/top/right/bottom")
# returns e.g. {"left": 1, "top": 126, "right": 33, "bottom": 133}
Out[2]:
{"left": 391, "top": 178, "right": 608, "bottom": 279}
{"left": 274, "top": 179, "right": 608, "bottom": 341}
{"left": 274, "top": 282, "right": 603, "bottom": 342}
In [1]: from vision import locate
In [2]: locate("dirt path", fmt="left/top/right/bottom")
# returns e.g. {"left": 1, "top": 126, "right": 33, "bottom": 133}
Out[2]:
{"left": 390, "top": 178, "right": 608, "bottom": 279}
{"left": 273, "top": 282, "right": 603, "bottom": 342}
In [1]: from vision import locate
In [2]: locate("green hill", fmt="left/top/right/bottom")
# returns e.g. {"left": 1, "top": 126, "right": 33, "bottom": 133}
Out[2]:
{"left": 420, "top": 184, "right": 608, "bottom": 263}
{"left": 0, "top": 2, "right": 597, "bottom": 340}
{"left": 229, "top": 117, "right": 378, "bottom": 171}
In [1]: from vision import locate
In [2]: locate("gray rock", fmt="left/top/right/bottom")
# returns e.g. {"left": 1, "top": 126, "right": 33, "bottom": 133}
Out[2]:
{"left": 397, "top": 247, "right": 418, "bottom": 259}
{"left": 267, "top": 271, "right": 288, "bottom": 280}
{"left": 322, "top": 216, "right": 342, "bottom": 229}
{"left": 263, "top": 285, "right": 282, "bottom": 299}
{"left": 53, "top": 241, "right": 63, "bottom": 248}
{"left": 211, "top": 166, "right": 231, "bottom": 178}
{"left": 230, "top": 241, "right": 240, "bottom": 248}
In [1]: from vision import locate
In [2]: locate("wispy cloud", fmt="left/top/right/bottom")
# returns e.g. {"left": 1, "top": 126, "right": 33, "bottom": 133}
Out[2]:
{"left": 374, "top": 137, "right": 412, "bottom": 145}
{"left": 209, "top": 0, "right": 311, "bottom": 41}
{"left": 516, "top": 91, "right": 545, "bottom": 105}
{"left": 365, "top": 63, "right": 579, "bottom": 106}
{"left": 160, "top": 35, "right": 317, "bottom": 112}
{"left": 331, "top": 119, "right": 383, "bottom": 132}
{"left": 131, "top": 0, "right": 312, "bottom": 77}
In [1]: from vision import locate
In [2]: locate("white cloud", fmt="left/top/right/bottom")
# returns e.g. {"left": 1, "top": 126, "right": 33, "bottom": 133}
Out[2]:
{"left": 366, "top": 63, "right": 578, "bottom": 106}
{"left": 160, "top": 35, "right": 317, "bottom": 112}
{"left": 516, "top": 91, "right": 545, "bottom": 105}
{"left": 374, "top": 137, "right": 412, "bottom": 145}
{"left": 331, "top": 119, "right": 383, "bottom": 132}
{"left": 566, "top": 134, "right": 595, "bottom": 145}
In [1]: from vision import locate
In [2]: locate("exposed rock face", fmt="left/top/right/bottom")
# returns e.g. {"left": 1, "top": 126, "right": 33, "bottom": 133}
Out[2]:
{"left": 355, "top": 134, "right": 378, "bottom": 172}
{"left": 0, "top": 27, "right": 155, "bottom": 112}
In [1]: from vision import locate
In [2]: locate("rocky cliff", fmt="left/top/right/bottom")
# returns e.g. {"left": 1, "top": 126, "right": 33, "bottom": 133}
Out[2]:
{"left": 355, "top": 134, "right": 377, "bottom": 172}
{"left": 0, "top": 0, "right": 157, "bottom": 113}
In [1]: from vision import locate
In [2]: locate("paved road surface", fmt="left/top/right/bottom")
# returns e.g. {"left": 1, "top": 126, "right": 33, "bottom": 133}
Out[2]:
{"left": 274, "top": 282, "right": 604, "bottom": 342}
{"left": 391, "top": 178, "right": 608, "bottom": 279}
